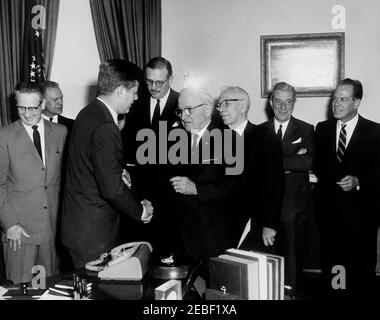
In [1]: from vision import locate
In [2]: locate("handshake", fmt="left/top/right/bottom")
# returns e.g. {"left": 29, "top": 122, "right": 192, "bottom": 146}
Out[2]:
{"left": 122, "top": 169, "right": 153, "bottom": 224}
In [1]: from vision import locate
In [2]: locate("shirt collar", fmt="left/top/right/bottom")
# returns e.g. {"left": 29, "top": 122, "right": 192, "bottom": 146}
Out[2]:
{"left": 97, "top": 97, "right": 118, "bottom": 126}
{"left": 42, "top": 114, "right": 57, "bottom": 122}
{"left": 151, "top": 88, "right": 171, "bottom": 109}
{"left": 21, "top": 117, "right": 44, "bottom": 131}
{"left": 274, "top": 117, "right": 290, "bottom": 133}
{"left": 337, "top": 113, "right": 359, "bottom": 130}
{"left": 232, "top": 119, "right": 248, "bottom": 136}
{"left": 191, "top": 120, "right": 211, "bottom": 139}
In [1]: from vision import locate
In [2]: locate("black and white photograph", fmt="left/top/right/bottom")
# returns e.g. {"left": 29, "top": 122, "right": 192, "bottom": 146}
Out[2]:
{"left": 0, "top": 0, "right": 380, "bottom": 313}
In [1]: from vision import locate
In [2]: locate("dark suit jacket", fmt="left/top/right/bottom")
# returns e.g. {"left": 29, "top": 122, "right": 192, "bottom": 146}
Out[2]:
{"left": 314, "top": 115, "right": 380, "bottom": 230}
{"left": 0, "top": 120, "right": 67, "bottom": 244}
{"left": 235, "top": 121, "right": 284, "bottom": 246}
{"left": 261, "top": 117, "right": 314, "bottom": 221}
{"left": 61, "top": 99, "right": 143, "bottom": 254}
{"left": 58, "top": 115, "right": 74, "bottom": 133}
{"left": 121, "top": 88, "right": 179, "bottom": 164}
{"left": 169, "top": 121, "right": 236, "bottom": 260}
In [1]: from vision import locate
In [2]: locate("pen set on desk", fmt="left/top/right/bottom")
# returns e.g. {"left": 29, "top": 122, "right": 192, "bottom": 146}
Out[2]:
{"left": 73, "top": 274, "right": 92, "bottom": 300}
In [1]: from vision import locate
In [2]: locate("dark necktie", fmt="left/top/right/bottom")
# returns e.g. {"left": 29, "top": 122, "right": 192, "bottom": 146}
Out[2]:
{"left": 277, "top": 124, "right": 283, "bottom": 140}
{"left": 151, "top": 99, "right": 160, "bottom": 128}
{"left": 32, "top": 125, "right": 43, "bottom": 161}
{"left": 49, "top": 117, "right": 53, "bottom": 122}
{"left": 337, "top": 124, "right": 347, "bottom": 163}
{"left": 191, "top": 133, "right": 199, "bottom": 151}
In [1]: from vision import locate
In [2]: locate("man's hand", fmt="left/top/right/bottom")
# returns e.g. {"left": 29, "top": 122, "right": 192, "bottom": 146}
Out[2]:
{"left": 262, "top": 227, "right": 277, "bottom": 247}
{"left": 140, "top": 199, "right": 153, "bottom": 224}
{"left": 6, "top": 224, "right": 30, "bottom": 251}
{"left": 170, "top": 176, "right": 197, "bottom": 195}
{"left": 297, "top": 148, "right": 307, "bottom": 155}
{"left": 336, "top": 175, "right": 359, "bottom": 191}
{"left": 122, "top": 169, "right": 132, "bottom": 188}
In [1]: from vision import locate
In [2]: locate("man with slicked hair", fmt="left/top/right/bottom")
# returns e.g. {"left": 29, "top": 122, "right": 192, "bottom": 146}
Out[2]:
{"left": 261, "top": 81, "right": 315, "bottom": 295}
{"left": 61, "top": 60, "right": 153, "bottom": 268}
{"left": 315, "top": 78, "right": 380, "bottom": 298}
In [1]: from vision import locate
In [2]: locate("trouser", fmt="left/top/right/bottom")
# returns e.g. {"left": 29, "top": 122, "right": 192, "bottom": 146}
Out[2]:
{"left": 3, "top": 239, "right": 58, "bottom": 284}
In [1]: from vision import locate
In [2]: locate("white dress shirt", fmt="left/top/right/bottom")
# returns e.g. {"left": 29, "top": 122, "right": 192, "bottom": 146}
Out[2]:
{"left": 42, "top": 114, "right": 58, "bottom": 123}
{"left": 150, "top": 89, "right": 170, "bottom": 123}
{"left": 274, "top": 118, "right": 290, "bottom": 139}
{"left": 22, "top": 118, "right": 46, "bottom": 166}
{"left": 232, "top": 119, "right": 248, "bottom": 136}
{"left": 336, "top": 113, "right": 359, "bottom": 151}
{"left": 191, "top": 120, "right": 211, "bottom": 146}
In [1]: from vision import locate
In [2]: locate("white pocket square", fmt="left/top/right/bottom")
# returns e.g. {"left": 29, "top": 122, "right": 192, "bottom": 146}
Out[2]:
{"left": 292, "top": 137, "right": 302, "bottom": 144}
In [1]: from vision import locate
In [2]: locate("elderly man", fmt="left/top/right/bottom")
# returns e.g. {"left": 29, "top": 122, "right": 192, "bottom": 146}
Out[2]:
{"left": 315, "top": 78, "right": 380, "bottom": 298}
{"left": 120, "top": 57, "right": 180, "bottom": 256}
{"left": 0, "top": 82, "right": 67, "bottom": 283}
{"left": 168, "top": 87, "right": 236, "bottom": 264}
{"left": 216, "top": 86, "right": 284, "bottom": 252}
{"left": 41, "top": 81, "right": 74, "bottom": 131}
{"left": 61, "top": 60, "right": 153, "bottom": 268}
{"left": 261, "top": 82, "right": 315, "bottom": 295}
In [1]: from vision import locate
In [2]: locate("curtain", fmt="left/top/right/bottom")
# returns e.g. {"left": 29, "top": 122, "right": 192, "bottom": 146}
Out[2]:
{"left": 0, "top": 0, "right": 59, "bottom": 127}
{"left": 89, "top": 0, "right": 161, "bottom": 69}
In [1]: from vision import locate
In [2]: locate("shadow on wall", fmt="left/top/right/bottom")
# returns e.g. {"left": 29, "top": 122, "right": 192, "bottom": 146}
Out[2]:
{"left": 85, "top": 81, "right": 98, "bottom": 105}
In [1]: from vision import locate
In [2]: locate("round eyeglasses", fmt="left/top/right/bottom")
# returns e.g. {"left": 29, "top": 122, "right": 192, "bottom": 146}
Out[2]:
{"left": 215, "top": 99, "right": 245, "bottom": 111}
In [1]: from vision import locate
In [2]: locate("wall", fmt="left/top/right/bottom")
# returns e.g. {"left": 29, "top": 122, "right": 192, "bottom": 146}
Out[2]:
{"left": 50, "top": 0, "right": 99, "bottom": 119}
{"left": 162, "top": 0, "right": 380, "bottom": 126}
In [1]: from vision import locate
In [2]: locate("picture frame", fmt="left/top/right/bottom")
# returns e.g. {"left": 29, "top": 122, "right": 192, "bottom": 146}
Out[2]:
{"left": 260, "top": 32, "right": 345, "bottom": 97}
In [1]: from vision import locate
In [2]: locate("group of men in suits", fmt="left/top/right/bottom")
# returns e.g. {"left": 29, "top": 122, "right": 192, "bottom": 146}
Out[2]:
{"left": 0, "top": 55, "right": 379, "bottom": 299}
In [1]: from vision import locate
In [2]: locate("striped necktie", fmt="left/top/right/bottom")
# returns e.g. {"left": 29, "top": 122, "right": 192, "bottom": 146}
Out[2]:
{"left": 337, "top": 124, "right": 347, "bottom": 163}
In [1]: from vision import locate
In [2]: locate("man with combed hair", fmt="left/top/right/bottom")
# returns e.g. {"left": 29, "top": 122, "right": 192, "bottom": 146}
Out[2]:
{"left": 315, "top": 78, "right": 380, "bottom": 298}
{"left": 216, "top": 86, "right": 284, "bottom": 252}
{"left": 61, "top": 60, "right": 153, "bottom": 268}
{"left": 0, "top": 82, "right": 67, "bottom": 283}
{"left": 261, "top": 81, "right": 315, "bottom": 295}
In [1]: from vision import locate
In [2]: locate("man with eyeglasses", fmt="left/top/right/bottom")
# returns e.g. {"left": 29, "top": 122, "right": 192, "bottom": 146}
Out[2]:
{"left": 119, "top": 57, "right": 179, "bottom": 259}
{"left": 314, "top": 78, "right": 380, "bottom": 298}
{"left": 216, "top": 86, "right": 284, "bottom": 253}
{"left": 0, "top": 82, "right": 67, "bottom": 284}
{"left": 261, "top": 82, "right": 314, "bottom": 296}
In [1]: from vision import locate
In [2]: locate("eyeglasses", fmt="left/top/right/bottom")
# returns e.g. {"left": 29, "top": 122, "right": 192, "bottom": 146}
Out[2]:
{"left": 17, "top": 100, "right": 43, "bottom": 114}
{"left": 175, "top": 103, "right": 206, "bottom": 117}
{"left": 216, "top": 99, "right": 245, "bottom": 111}
{"left": 145, "top": 78, "right": 168, "bottom": 88}
{"left": 272, "top": 99, "right": 295, "bottom": 107}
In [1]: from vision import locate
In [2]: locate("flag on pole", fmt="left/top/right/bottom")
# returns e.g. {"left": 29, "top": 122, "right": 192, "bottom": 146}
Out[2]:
{"left": 23, "top": 0, "right": 46, "bottom": 83}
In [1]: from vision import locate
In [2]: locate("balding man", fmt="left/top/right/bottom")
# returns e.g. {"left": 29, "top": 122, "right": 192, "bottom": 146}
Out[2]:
{"left": 168, "top": 87, "right": 236, "bottom": 264}
{"left": 216, "top": 86, "right": 284, "bottom": 252}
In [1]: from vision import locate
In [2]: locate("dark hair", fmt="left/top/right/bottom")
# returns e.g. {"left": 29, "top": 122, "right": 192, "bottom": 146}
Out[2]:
{"left": 97, "top": 59, "right": 143, "bottom": 96}
{"left": 337, "top": 78, "right": 363, "bottom": 100}
{"left": 144, "top": 57, "right": 173, "bottom": 77}
{"left": 15, "top": 81, "right": 43, "bottom": 99}
{"left": 41, "top": 80, "right": 60, "bottom": 95}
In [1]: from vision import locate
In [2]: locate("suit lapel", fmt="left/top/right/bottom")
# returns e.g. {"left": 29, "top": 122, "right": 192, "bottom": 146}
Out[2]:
{"left": 44, "top": 120, "right": 53, "bottom": 170}
{"left": 344, "top": 116, "right": 362, "bottom": 159}
{"left": 15, "top": 120, "right": 44, "bottom": 164}
{"left": 282, "top": 117, "right": 297, "bottom": 144}
{"left": 160, "top": 89, "right": 176, "bottom": 120}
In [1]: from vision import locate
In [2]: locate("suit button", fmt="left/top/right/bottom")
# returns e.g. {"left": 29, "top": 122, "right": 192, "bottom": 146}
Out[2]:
{"left": 44, "top": 206, "right": 48, "bottom": 209}
{"left": 44, "top": 186, "right": 48, "bottom": 190}
{"left": 41, "top": 168, "right": 45, "bottom": 171}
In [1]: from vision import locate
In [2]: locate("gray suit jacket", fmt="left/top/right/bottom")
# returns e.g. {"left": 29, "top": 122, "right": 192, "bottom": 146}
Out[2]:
{"left": 0, "top": 119, "right": 67, "bottom": 244}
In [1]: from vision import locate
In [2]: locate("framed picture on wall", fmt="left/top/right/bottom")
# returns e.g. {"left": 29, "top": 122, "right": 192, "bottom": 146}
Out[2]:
{"left": 260, "top": 32, "right": 345, "bottom": 97}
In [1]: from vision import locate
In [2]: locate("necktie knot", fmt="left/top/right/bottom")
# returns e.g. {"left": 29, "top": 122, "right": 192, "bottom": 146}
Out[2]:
{"left": 32, "top": 125, "right": 38, "bottom": 131}
{"left": 49, "top": 117, "right": 53, "bottom": 122}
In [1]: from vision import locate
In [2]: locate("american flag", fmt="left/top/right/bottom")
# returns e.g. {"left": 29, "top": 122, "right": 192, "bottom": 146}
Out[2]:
{"left": 23, "top": 2, "right": 45, "bottom": 83}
